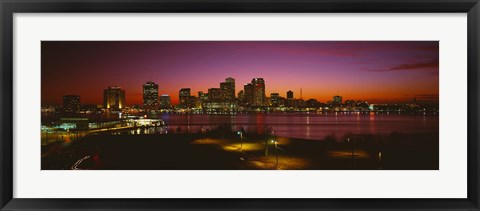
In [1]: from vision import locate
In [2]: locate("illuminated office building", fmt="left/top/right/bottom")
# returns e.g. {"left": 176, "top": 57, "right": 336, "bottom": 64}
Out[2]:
{"left": 63, "top": 95, "right": 80, "bottom": 113}
{"left": 333, "top": 95, "right": 343, "bottom": 105}
{"left": 143, "top": 81, "right": 159, "bottom": 108}
{"left": 287, "top": 90, "right": 294, "bottom": 100}
{"left": 208, "top": 88, "right": 223, "bottom": 101}
{"left": 244, "top": 83, "right": 254, "bottom": 105}
{"left": 251, "top": 78, "right": 266, "bottom": 106}
{"left": 220, "top": 77, "right": 235, "bottom": 100}
{"left": 270, "top": 93, "right": 280, "bottom": 107}
{"left": 159, "top": 94, "right": 171, "bottom": 108}
{"left": 179, "top": 88, "right": 191, "bottom": 108}
{"left": 103, "top": 86, "right": 125, "bottom": 110}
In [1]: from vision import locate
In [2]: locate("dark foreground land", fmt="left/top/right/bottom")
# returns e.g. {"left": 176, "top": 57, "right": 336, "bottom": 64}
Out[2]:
{"left": 41, "top": 129, "right": 439, "bottom": 170}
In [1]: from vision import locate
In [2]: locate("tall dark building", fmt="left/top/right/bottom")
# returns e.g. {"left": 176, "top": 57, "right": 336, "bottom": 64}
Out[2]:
{"left": 306, "top": 98, "right": 320, "bottom": 108}
{"left": 189, "top": 96, "right": 199, "bottom": 108}
{"left": 237, "top": 90, "right": 245, "bottom": 104}
{"left": 159, "top": 94, "right": 171, "bottom": 108}
{"left": 143, "top": 81, "right": 159, "bottom": 108}
{"left": 208, "top": 88, "right": 223, "bottom": 101}
{"left": 287, "top": 90, "right": 294, "bottom": 100}
{"left": 286, "top": 90, "right": 295, "bottom": 107}
{"left": 333, "top": 95, "right": 343, "bottom": 105}
{"left": 179, "top": 88, "right": 191, "bottom": 108}
{"left": 198, "top": 91, "right": 208, "bottom": 102}
{"left": 244, "top": 83, "right": 254, "bottom": 105}
{"left": 251, "top": 78, "right": 266, "bottom": 106}
{"left": 270, "top": 93, "right": 280, "bottom": 106}
{"left": 220, "top": 77, "right": 235, "bottom": 101}
{"left": 63, "top": 95, "right": 80, "bottom": 113}
{"left": 103, "top": 86, "right": 125, "bottom": 110}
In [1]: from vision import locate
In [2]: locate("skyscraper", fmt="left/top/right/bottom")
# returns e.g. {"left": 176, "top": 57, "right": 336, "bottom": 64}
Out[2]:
{"left": 220, "top": 77, "right": 235, "bottom": 101}
{"left": 159, "top": 94, "right": 171, "bottom": 108}
{"left": 237, "top": 90, "right": 245, "bottom": 104}
{"left": 179, "top": 88, "right": 191, "bottom": 108}
{"left": 286, "top": 90, "right": 295, "bottom": 107}
{"left": 143, "top": 81, "right": 159, "bottom": 108}
{"left": 197, "top": 91, "right": 208, "bottom": 108}
{"left": 333, "top": 95, "right": 343, "bottom": 105}
{"left": 198, "top": 91, "right": 208, "bottom": 102}
{"left": 270, "top": 93, "right": 280, "bottom": 107}
{"left": 103, "top": 86, "right": 125, "bottom": 110}
{"left": 252, "top": 78, "right": 266, "bottom": 106}
{"left": 244, "top": 83, "right": 254, "bottom": 105}
{"left": 287, "top": 90, "right": 294, "bottom": 100}
{"left": 63, "top": 95, "right": 80, "bottom": 113}
{"left": 208, "top": 88, "right": 223, "bottom": 101}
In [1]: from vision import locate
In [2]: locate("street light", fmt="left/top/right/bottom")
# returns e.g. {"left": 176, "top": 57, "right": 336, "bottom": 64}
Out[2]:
{"left": 269, "top": 130, "right": 279, "bottom": 167}
{"left": 265, "top": 130, "right": 275, "bottom": 156}
{"left": 237, "top": 131, "right": 243, "bottom": 150}
{"left": 347, "top": 137, "right": 353, "bottom": 157}
{"left": 274, "top": 140, "right": 278, "bottom": 166}
{"left": 348, "top": 137, "right": 354, "bottom": 169}
{"left": 378, "top": 151, "right": 383, "bottom": 169}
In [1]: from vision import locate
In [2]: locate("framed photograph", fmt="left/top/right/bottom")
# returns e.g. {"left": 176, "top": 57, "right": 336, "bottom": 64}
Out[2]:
{"left": 40, "top": 40, "right": 440, "bottom": 171}
{"left": 1, "top": 0, "right": 479, "bottom": 210}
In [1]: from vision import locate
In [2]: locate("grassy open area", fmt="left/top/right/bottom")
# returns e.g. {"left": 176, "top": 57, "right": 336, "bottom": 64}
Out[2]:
{"left": 41, "top": 127, "right": 438, "bottom": 170}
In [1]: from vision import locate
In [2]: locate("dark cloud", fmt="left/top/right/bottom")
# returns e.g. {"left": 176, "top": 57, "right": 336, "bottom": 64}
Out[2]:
{"left": 366, "top": 58, "right": 439, "bottom": 72}
{"left": 389, "top": 59, "right": 439, "bottom": 71}
{"left": 414, "top": 94, "right": 439, "bottom": 101}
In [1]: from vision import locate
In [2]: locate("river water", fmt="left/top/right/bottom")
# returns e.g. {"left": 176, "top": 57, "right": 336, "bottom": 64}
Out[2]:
{"left": 143, "top": 113, "right": 439, "bottom": 141}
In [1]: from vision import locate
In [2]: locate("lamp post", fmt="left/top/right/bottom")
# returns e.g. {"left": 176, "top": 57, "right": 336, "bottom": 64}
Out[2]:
{"left": 348, "top": 137, "right": 354, "bottom": 169}
{"left": 348, "top": 137, "right": 354, "bottom": 157}
{"left": 237, "top": 131, "right": 243, "bottom": 150}
{"left": 273, "top": 131, "right": 278, "bottom": 166}
{"left": 269, "top": 131, "right": 279, "bottom": 167}
{"left": 265, "top": 130, "right": 275, "bottom": 156}
{"left": 274, "top": 140, "right": 278, "bottom": 166}
{"left": 378, "top": 151, "right": 383, "bottom": 169}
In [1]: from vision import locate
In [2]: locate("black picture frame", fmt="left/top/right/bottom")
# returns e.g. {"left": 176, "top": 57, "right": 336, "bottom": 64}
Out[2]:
{"left": 1, "top": 0, "right": 479, "bottom": 210}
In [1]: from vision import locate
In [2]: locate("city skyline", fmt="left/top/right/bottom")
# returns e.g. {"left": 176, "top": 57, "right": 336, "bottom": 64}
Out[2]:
{"left": 47, "top": 76, "right": 436, "bottom": 108}
{"left": 42, "top": 41, "right": 439, "bottom": 105}
{"left": 41, "top": 41, "right": 439, "bottom": 170}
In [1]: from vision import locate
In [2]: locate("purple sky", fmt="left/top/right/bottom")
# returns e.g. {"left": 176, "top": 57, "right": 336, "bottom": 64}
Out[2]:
{"left": 42, "top": 41, "right": 439, "bottom": 105}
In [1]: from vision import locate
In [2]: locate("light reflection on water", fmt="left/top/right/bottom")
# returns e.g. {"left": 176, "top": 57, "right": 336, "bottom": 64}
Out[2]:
{"left": 127, "top": 113, "right": 439, "bottom": 140}
{"left": 112, "top": 126, "right": 168, "bottom": 135}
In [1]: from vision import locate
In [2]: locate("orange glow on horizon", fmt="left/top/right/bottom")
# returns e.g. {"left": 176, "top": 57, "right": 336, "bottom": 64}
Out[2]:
{"left": 42, "top": 41, "right": 439, "bottom": 106}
